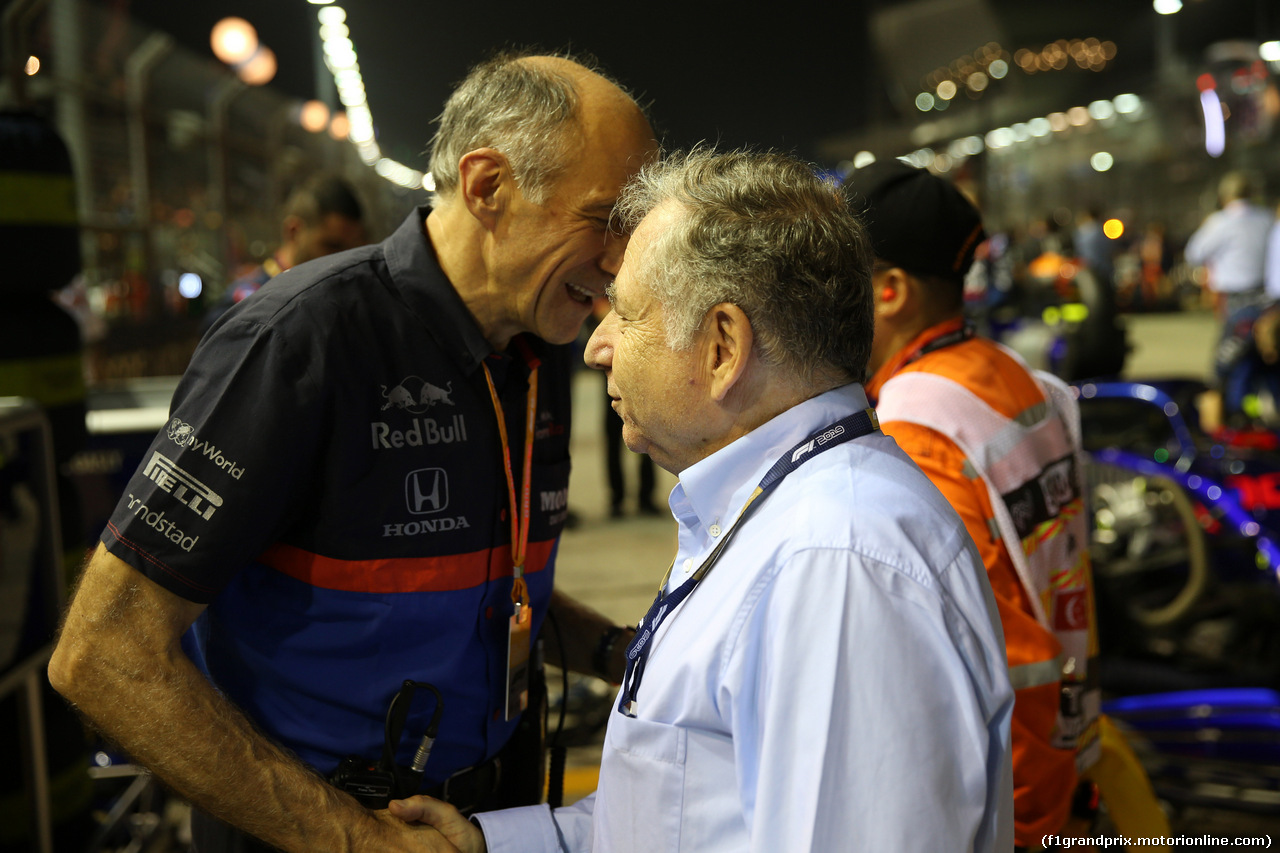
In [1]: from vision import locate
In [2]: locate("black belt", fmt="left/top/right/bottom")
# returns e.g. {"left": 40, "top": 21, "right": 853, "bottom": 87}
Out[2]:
{"left": 424, "top": 755, "right": 503, "bottom": 815}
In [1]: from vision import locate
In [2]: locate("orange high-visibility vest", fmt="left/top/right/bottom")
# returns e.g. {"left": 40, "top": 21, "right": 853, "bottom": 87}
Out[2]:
{"left": 869, "top": 321, "right": 1100, "bottom": 845}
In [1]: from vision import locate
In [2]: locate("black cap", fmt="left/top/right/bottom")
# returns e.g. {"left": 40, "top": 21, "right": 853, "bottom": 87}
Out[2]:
{"left": 842, "top": 159, "right": 985, "bottom": 285}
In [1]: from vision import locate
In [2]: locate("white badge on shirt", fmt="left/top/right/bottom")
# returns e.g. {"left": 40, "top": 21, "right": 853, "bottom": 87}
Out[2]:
{"left": 505, "top": 600, "right": 532, "bottom": 720}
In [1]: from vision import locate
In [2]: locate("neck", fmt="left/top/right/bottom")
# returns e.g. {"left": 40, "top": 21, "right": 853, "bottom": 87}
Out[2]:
{"left": 908, "top": 304, "right": 963, "bottom": 341}
{"left": 874, "top": 307, "right": 962, "bottom": 371}
{"left": 684, "top": 365, "right": 840, "bottom": 473}
{"left": 425, "top": 205, "right": 515, "bottom": 351}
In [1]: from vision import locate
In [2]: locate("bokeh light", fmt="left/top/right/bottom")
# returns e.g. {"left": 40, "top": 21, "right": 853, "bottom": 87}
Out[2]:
{"left": 210, "top": 17, "right": 258, "bottom": 65}
{"left": 178, "top": 273, "right": 203, "bottom": 299}
{"left": 328, "top": 112, "right": 350, "bottom": 140}
{"left": 300, "top": 100, "right": 331, "bottom": 132}
{"left": 237, "top": 46, "right": 277, "bottom": 85}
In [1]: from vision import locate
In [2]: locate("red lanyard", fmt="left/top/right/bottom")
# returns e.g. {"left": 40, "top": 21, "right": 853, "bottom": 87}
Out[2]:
{"left": 482, "top": 356, "right": 539, "bottom": 609}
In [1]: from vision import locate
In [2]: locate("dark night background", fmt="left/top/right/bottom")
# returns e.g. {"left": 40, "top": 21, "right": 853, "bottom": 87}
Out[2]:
{"left": 105, "top": 0, "right": 878, "bottom": 169}
{"left": 99, "top": 0, "right": 1279, "bottom": 172}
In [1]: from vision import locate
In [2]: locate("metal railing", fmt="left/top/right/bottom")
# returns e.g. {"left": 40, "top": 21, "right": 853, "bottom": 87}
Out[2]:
{"left": 0, "top": 397, "right": 67, "bottom": 853}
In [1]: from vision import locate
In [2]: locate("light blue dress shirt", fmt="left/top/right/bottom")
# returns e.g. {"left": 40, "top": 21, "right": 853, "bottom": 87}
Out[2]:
{"left": 1185, "top": 200, "right": 1274, "bottom": 294}
{"left": 1265, "top": 220, "right": 1280, "bottom": 300}
{"left": 474, "top": 384, "right": 1015, "bottom": 852}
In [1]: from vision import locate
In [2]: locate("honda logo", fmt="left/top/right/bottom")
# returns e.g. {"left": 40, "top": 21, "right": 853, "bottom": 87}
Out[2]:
{"left": 405, "top": 468, "right": 448, "bottom": 515}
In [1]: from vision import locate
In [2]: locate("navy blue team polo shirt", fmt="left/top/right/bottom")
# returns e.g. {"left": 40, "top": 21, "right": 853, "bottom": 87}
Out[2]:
{"left": 103, "top": 207, "right": 573, "bottom": 786}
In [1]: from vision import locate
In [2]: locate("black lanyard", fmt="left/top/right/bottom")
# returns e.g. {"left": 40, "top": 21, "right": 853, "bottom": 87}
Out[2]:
{"left": 617, "top": 406, "right": 880, "bottom": 717}
{"left": 904, "top": 320, "right": 974, "bottom": 366}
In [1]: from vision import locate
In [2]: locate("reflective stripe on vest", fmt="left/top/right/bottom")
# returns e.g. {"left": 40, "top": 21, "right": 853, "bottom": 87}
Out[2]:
{"left": 1008, "top": 654, "right": 1065, "bottom": 690}
{"left": 876, "top": 357, "right": 1101, "bottom": 766}
{"left": 875, "top": 369, "right": 1078, "bottom": 629}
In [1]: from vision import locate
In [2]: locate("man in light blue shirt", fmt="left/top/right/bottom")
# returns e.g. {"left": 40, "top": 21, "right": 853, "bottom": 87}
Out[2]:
{"left": 390, "top": 149, "right": 1015, "bottom": 851}
{"left": 1185, "top": 171, "right": 1274, "bottom": 319}
{"left": 1266, "top": 211, "right": 1280, "bottom": 300}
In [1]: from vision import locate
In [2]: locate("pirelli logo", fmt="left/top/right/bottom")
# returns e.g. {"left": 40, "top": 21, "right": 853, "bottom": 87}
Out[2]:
{"left": 143, "top": 451, "right": 224, "bottom": 521}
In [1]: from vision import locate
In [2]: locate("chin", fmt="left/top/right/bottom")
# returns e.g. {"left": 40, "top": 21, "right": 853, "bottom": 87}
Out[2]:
{"left": 621, "top": 430, "right": 654, "bottom": 461}
{"left": 538, "top": 326, "right": 582, "bottom": 346}
{"left": 539, "top": 313, "right": 591, "bottom": 345}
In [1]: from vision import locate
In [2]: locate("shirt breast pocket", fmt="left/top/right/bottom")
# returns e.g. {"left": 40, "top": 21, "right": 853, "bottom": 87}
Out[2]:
{"left": 597, "top": 714, "right": 687, "bottom": 851}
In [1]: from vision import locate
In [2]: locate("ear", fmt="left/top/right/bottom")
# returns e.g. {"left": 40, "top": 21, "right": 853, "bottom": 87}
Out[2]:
{"left": 280, "top": 214, "right": 304, "bottom": 245}
{"left": 455, "top": 147, "right": 514, "bottom": 230}
{"left": 873, "top": 267, "right": 913, "bottom": 322}
{"left": 703, "top": 303, "right": 754, "bottom": 403}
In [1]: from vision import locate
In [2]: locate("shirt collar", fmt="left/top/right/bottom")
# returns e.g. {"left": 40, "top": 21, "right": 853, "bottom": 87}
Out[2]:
{"left": 384, "top": 205, "right": 495, "bottom": 375}
{"left": 865, "top": 316, "right": 966, "bottom": 401}
{"left": 672, "top": 383, "right": 872, "bottom": 537}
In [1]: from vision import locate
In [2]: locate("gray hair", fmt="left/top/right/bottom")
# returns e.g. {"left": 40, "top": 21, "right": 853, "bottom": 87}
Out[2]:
{"left": 616, "top": 148, "right": 875, "bottom": 383}
{"left": 428, "top": 51, "right": 636, "bottom": 205}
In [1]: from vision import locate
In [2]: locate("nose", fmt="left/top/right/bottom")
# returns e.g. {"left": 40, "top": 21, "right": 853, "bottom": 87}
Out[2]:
{"left": 599, "top": 229, "right": 629, "bottom": 278}
{"left": 584, "top": 311, "right": 617, "bottom": 371}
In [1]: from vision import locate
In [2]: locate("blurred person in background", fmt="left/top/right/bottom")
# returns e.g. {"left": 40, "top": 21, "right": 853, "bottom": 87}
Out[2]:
{"left": 1137, "top": 221, "right": 1174, "bottom": 309}
{"left": 49, "top": 52, "right": 655, "bottom": 853}
{"left": 845, "top": 160, "right": 1169, "bottom": 852}
{"left": 201, "top": 172, "right": 369, "bottom": 332}
{"left": 1072, "top": 204, "right": 1116, "bottom": 291}
{"left": 1187, "top": 173, "right": 1276, "bottom": 431}
{"left": 1267, "top": 200, "right": 1280, "bottom": 303}
{"left": 1203, "top": 200, "right": 1280, "bottom": 430}
{"left": 1185, "top": 170, "right": 1273, "bottom": 323}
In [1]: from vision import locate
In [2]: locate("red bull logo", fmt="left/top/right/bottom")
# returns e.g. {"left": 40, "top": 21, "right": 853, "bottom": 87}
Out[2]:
{"left": 380, "top": 376, "right": 455, "bottom": 413}
{"left": 371, "top": 414, "right": 469, "bottom": 449}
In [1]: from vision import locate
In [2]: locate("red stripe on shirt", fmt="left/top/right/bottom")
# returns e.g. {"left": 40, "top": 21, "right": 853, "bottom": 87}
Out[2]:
{"left": 259, "top": 539, "right": 556, "bottom": 593}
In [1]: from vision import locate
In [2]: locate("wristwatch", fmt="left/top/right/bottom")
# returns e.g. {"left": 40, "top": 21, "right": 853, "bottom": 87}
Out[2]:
{"left": 593, "top": 625, "right": 632, "bottom": 682}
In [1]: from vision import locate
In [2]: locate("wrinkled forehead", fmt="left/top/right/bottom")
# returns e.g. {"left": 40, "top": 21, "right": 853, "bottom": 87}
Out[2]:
{"left": 625, "top": 202, "right": 684, "bottom": 273}
{"left": 578, "top": 89, "right": 656, "bottom": 171}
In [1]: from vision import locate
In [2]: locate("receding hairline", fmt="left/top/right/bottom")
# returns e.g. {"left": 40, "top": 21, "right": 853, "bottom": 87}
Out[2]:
{"left": 528, "top": 55, "right": 649, "bottom": 128}
{"left": 527, "top": 56, "right": 656, "bottom": 187}
{"left": 429, "top": 52, "right": 652, "bottom": 204}
{"left": 514, "top": 55, "right": 633, "bottom": 101}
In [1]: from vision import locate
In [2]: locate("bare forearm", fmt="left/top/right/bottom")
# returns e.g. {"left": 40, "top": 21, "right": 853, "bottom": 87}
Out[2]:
{"left": 76, "top": 652, "right": 379, "bottom": 848}
{"left": 544, "top": 589, "right": 633, "bottom": 683}
{"left": 49, "top": 547, "right": 450, "bottom": 852}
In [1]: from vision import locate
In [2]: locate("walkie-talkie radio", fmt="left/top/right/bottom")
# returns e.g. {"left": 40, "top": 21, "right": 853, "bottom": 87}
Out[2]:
{"left": 329, "top": 680, "right": 443, "bottom": 809}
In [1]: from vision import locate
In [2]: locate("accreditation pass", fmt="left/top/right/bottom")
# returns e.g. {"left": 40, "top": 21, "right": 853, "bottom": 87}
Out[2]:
{"left": 505, "top": 599, "right": 532, "bottom": 720}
